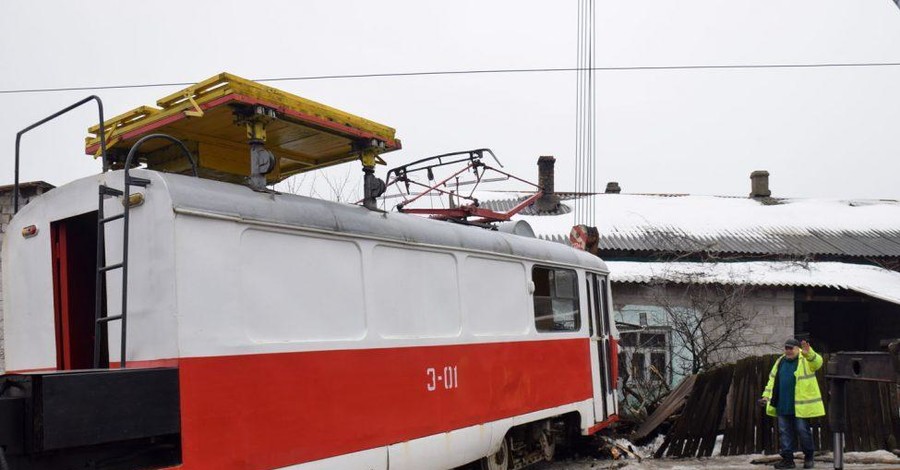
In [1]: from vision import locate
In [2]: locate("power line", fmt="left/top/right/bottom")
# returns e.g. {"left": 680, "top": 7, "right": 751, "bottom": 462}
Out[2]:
{"left": 574, "top": 0, "right": 598, "bottom": 227}
{"left": 2, "top": 61, "right": 900, "bottom": 95}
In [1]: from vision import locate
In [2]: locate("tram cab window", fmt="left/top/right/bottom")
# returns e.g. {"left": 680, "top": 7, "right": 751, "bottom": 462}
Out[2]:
{"left": 532, "top": 266, "right": 581, "bottom": 332}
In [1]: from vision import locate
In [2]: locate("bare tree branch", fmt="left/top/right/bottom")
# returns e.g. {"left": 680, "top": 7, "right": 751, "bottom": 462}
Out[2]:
{"left": 276, "top": 167, "right": 360, "bottom": 203}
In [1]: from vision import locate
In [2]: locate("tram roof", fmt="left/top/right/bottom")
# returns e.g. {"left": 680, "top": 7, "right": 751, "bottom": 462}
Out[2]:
{"left": 151, "top": 170, "right": 607, "bottom": 271}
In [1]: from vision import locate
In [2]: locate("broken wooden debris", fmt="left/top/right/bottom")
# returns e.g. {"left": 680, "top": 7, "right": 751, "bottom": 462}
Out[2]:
{"left": 631, "top": 373, "right": 697, "bottom": 442}
{"left": 597, "top": 437, "right": 642, "bottom": 462}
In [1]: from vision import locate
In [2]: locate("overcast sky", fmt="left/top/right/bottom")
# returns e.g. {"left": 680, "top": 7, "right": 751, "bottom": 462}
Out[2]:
{"left": 2, "top": 0, "right": 900, "bottom": 200}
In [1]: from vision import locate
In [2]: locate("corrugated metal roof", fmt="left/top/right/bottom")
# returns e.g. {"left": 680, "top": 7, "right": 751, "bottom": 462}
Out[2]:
{"left": 0, "top": 181, "right": 54, "bottom": 193}
{"left": 481, "top": 194, "right": 900, "bottom": 259}
{"left": 478, "top": 197, "right": 572, "bottom": 216}
{"left": 607, "top": 260, "right": 900, "bottom": 305}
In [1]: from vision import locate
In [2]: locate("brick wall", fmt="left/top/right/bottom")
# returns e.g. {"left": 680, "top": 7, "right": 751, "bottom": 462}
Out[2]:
{"left": 739, "top": 286, "right": 795, "bottom": 358}
{"left": 612, "top": 282, "right": 794, "bottom": 378}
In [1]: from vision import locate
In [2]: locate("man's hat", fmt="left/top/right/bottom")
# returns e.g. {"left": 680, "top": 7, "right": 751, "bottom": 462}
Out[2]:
{"left": 784, "top": 338, "right": 801, "bottom": 348}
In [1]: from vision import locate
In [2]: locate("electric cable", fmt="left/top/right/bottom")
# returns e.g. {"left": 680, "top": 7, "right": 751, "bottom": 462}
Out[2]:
{"left": 2, "top": 61, "right": 900, "bottom": 95}
{"left": 575, "top": 0, "right": 584, "bottom": 224}
{"left": 588, "top": 0, "right": 596, "bottom": 226}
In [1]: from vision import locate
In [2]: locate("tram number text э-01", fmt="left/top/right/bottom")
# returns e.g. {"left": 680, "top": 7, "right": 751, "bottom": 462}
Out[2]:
{"left": 426, "top": 366, "right": 459, "bottom": 392}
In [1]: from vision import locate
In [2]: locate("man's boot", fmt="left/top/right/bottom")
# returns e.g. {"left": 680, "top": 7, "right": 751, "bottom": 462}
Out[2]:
{"left": 803, "top": 454, "right": 815, "bottom": 469}
{"left": 774, "top": 458, "right": 796, "bottom": 469}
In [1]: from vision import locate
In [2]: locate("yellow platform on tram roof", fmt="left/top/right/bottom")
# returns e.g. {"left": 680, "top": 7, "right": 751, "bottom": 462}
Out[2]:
{"left": 85, "top": 72, "right": 401, "bottom": 184}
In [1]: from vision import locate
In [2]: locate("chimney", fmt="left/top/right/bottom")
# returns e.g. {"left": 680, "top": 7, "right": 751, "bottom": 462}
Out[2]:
{"left": 750, "top": 170, "right": 771, "bottom": 198}
{"left": 535, "top": 156, "right": 560, "bottom": 212}
{"left": 605, "top": 182, "right": 621, "bottom": 194}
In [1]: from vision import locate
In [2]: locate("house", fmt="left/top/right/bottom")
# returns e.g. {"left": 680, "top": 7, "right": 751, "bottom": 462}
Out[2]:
{"left": 485, "top": 160, "right": 900, "bottom": 387}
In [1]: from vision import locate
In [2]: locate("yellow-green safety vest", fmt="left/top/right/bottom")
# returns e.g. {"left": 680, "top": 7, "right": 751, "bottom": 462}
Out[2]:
{"left": 761, "top": 347, "right": 825, "bottom": 418}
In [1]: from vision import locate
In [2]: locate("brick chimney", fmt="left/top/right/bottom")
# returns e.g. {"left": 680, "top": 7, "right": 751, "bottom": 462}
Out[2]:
{"left": 535, "top": 156, "right": 560, "bottom": 212}
{"left": 750, "top": 170, "right": 771, "bottom": 198}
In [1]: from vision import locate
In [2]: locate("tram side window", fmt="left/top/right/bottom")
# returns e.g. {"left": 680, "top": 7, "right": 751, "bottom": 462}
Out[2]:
{"left": 532, "top": 266, "right": 580, "bottom": 332}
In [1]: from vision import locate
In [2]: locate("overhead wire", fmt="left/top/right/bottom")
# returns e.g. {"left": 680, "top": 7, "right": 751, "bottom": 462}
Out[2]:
{"left": 3, "top": 62, "right": 900, "bottom": 95}
{"left": 577, "top": 0, "right": 587, "bottom": 225}
{"left": 575, "top": 0, "right": 597, "bottom": 226}
{"left": 585, "top": 0, "right": 592, "bottom": 225}
{"left": 588, "top": 0, "right": 596, "bottom": 227}
{"left": 585, "top": 0, "right": 591, "bottom": 226}
{"left": 574, "top": 0, "right": 584, "bottom": 225}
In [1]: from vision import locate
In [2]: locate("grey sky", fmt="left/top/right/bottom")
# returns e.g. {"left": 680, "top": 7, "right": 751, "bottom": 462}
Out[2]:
{"left": 2, "top": 0, "right": 900, "bottom": 200}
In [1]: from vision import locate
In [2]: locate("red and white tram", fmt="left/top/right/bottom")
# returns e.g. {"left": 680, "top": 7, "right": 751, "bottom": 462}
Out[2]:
{"left": 0, "top": 75, "right": 619, "bottom": 470}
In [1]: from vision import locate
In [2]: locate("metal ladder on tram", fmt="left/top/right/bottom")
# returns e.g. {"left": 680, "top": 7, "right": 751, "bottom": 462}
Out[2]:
{"left": 92, "top": 174, "right": 151, "bottom": 369}
{"left": 90, "top": 134, "right": 198, "bottom": 369}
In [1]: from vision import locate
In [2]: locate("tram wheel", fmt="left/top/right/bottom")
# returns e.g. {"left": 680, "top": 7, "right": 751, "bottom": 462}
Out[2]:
{"left": 480, "top": 436, "right": 510, "bottom": 470}
{"left": 539, "top": 427, "right": 556, "bottom": 462}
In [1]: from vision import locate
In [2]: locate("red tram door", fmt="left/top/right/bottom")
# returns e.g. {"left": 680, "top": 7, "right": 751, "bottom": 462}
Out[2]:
{"left": 587, "top": 272, "right": 617, "bottom": 422}
{"left": 50, "top": 212, "right": 103, "bottom": 370}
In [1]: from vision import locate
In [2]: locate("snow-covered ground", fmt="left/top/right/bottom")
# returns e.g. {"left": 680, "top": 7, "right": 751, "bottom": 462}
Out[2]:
{"left": 538, "top": 450, "right": 900, "bottom": 470}
{"left": 535, "top": 441, "right": 900, "bottom": 470}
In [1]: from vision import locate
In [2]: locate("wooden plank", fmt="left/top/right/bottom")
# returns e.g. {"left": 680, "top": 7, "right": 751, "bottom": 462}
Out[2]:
{"left": 754, "top": 355, "right": 779, "bottom": 456}
{"left": 632, "top": 374, "right": 696, "bottom": 441}
{"left": 878, "top": 384, "right": 892, "bottom": 449}
{"left": 721, "top": 364, "right": 738, "bottom": 455}
{"left": 740, "top": 359, "right": 754, "bottom": 455}
{"left": 88, "top": 106, "right": 159, "bottom": 134}
{"left": 752, "top": 357, "right": 766, "bottom": 455}
{"left": 705, "top": 365, "right": 735, "bottom": 456}
{"left": 878, "top": 383, "right": 891, "bottom": 449}
{"left": 698, "top": 366, "right": 722, "bottom": 456}
{"left": 748, "top": 357, "right": 763, "bottom": 454}
{"left": 669, "top": 366, "right": 720, "bottom": 457}
{"left": 855, "top": 381, "right": 873, "bottom": 451}
{"left": 683, "top": 437, "right": 698, "bottom": 457}
{"left": 735, "top": 359, "right": 749, "bottom": 455}
{"left": 865, "top": 382, "right": 879, "bottom": 450}
{"left": 654, "top": 435, "right": 671, "bottom": 458}
{"left": 890, "top": 384, "right": 900, "bottom": 450}
{"left": 817, "top": 356, "right": 832, "bottom": 452}
{"left": 735, "top": 361, "right": 748, "bottom": 455}
{"left": 156, "top": 73, "right": 232, "bottom": 108}
{"left": 674, "top": 372, "right": 707, "bottom": 457}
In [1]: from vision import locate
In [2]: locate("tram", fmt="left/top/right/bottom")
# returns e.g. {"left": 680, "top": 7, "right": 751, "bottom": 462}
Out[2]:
{"left": 0, "top": 73, "right": 619, "bottom": 470}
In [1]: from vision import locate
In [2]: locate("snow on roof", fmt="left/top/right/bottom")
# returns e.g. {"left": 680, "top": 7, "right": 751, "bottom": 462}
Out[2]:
{"left": 607, "top": 260, "right": 900, "bottom": 305}
{"left": 0, "top": 181, "right": 54, "bottom": 193}
{"left": 483, "top": 193, "right": 900, "bottom": 257}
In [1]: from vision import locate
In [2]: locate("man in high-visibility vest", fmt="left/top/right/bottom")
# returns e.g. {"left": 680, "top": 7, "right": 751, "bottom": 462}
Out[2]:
{"left": 760, "top": 338, "right": 824, "bottom": 469}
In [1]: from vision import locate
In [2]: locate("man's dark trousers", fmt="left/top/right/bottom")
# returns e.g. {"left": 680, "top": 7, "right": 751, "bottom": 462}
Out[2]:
{"left": 778, "top": 415, "right": 814, "bottom": 461}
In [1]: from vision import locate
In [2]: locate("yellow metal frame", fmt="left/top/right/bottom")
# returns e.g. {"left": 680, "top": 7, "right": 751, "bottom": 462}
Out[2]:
{"left": 87, "top": 72, "right": 396, "bottom": 150}
{"left": 85, "top": 72, "right": 400, "bottom": 183}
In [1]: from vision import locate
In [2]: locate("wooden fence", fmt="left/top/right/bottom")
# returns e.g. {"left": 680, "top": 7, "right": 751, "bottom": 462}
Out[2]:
{"left": 656, "top": 354, "right": 900, "bottom": 458}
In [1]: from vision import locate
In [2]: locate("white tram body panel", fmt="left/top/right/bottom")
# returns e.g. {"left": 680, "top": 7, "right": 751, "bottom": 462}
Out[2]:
{"left": 2, "top": 169, "right": 619, "bottom": 470}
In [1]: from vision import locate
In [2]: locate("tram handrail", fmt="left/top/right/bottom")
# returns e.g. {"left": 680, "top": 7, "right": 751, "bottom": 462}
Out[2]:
{"left": 14, "top": 96, "right": 108, "bottom": 213}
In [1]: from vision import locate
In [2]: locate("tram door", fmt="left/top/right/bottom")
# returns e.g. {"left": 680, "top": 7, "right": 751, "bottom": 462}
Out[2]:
{"left": 586, "top": 272, "right": 616, "bottom": 422}
{"left": 50, "top": 211, "right": 103, "bottom": 370}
